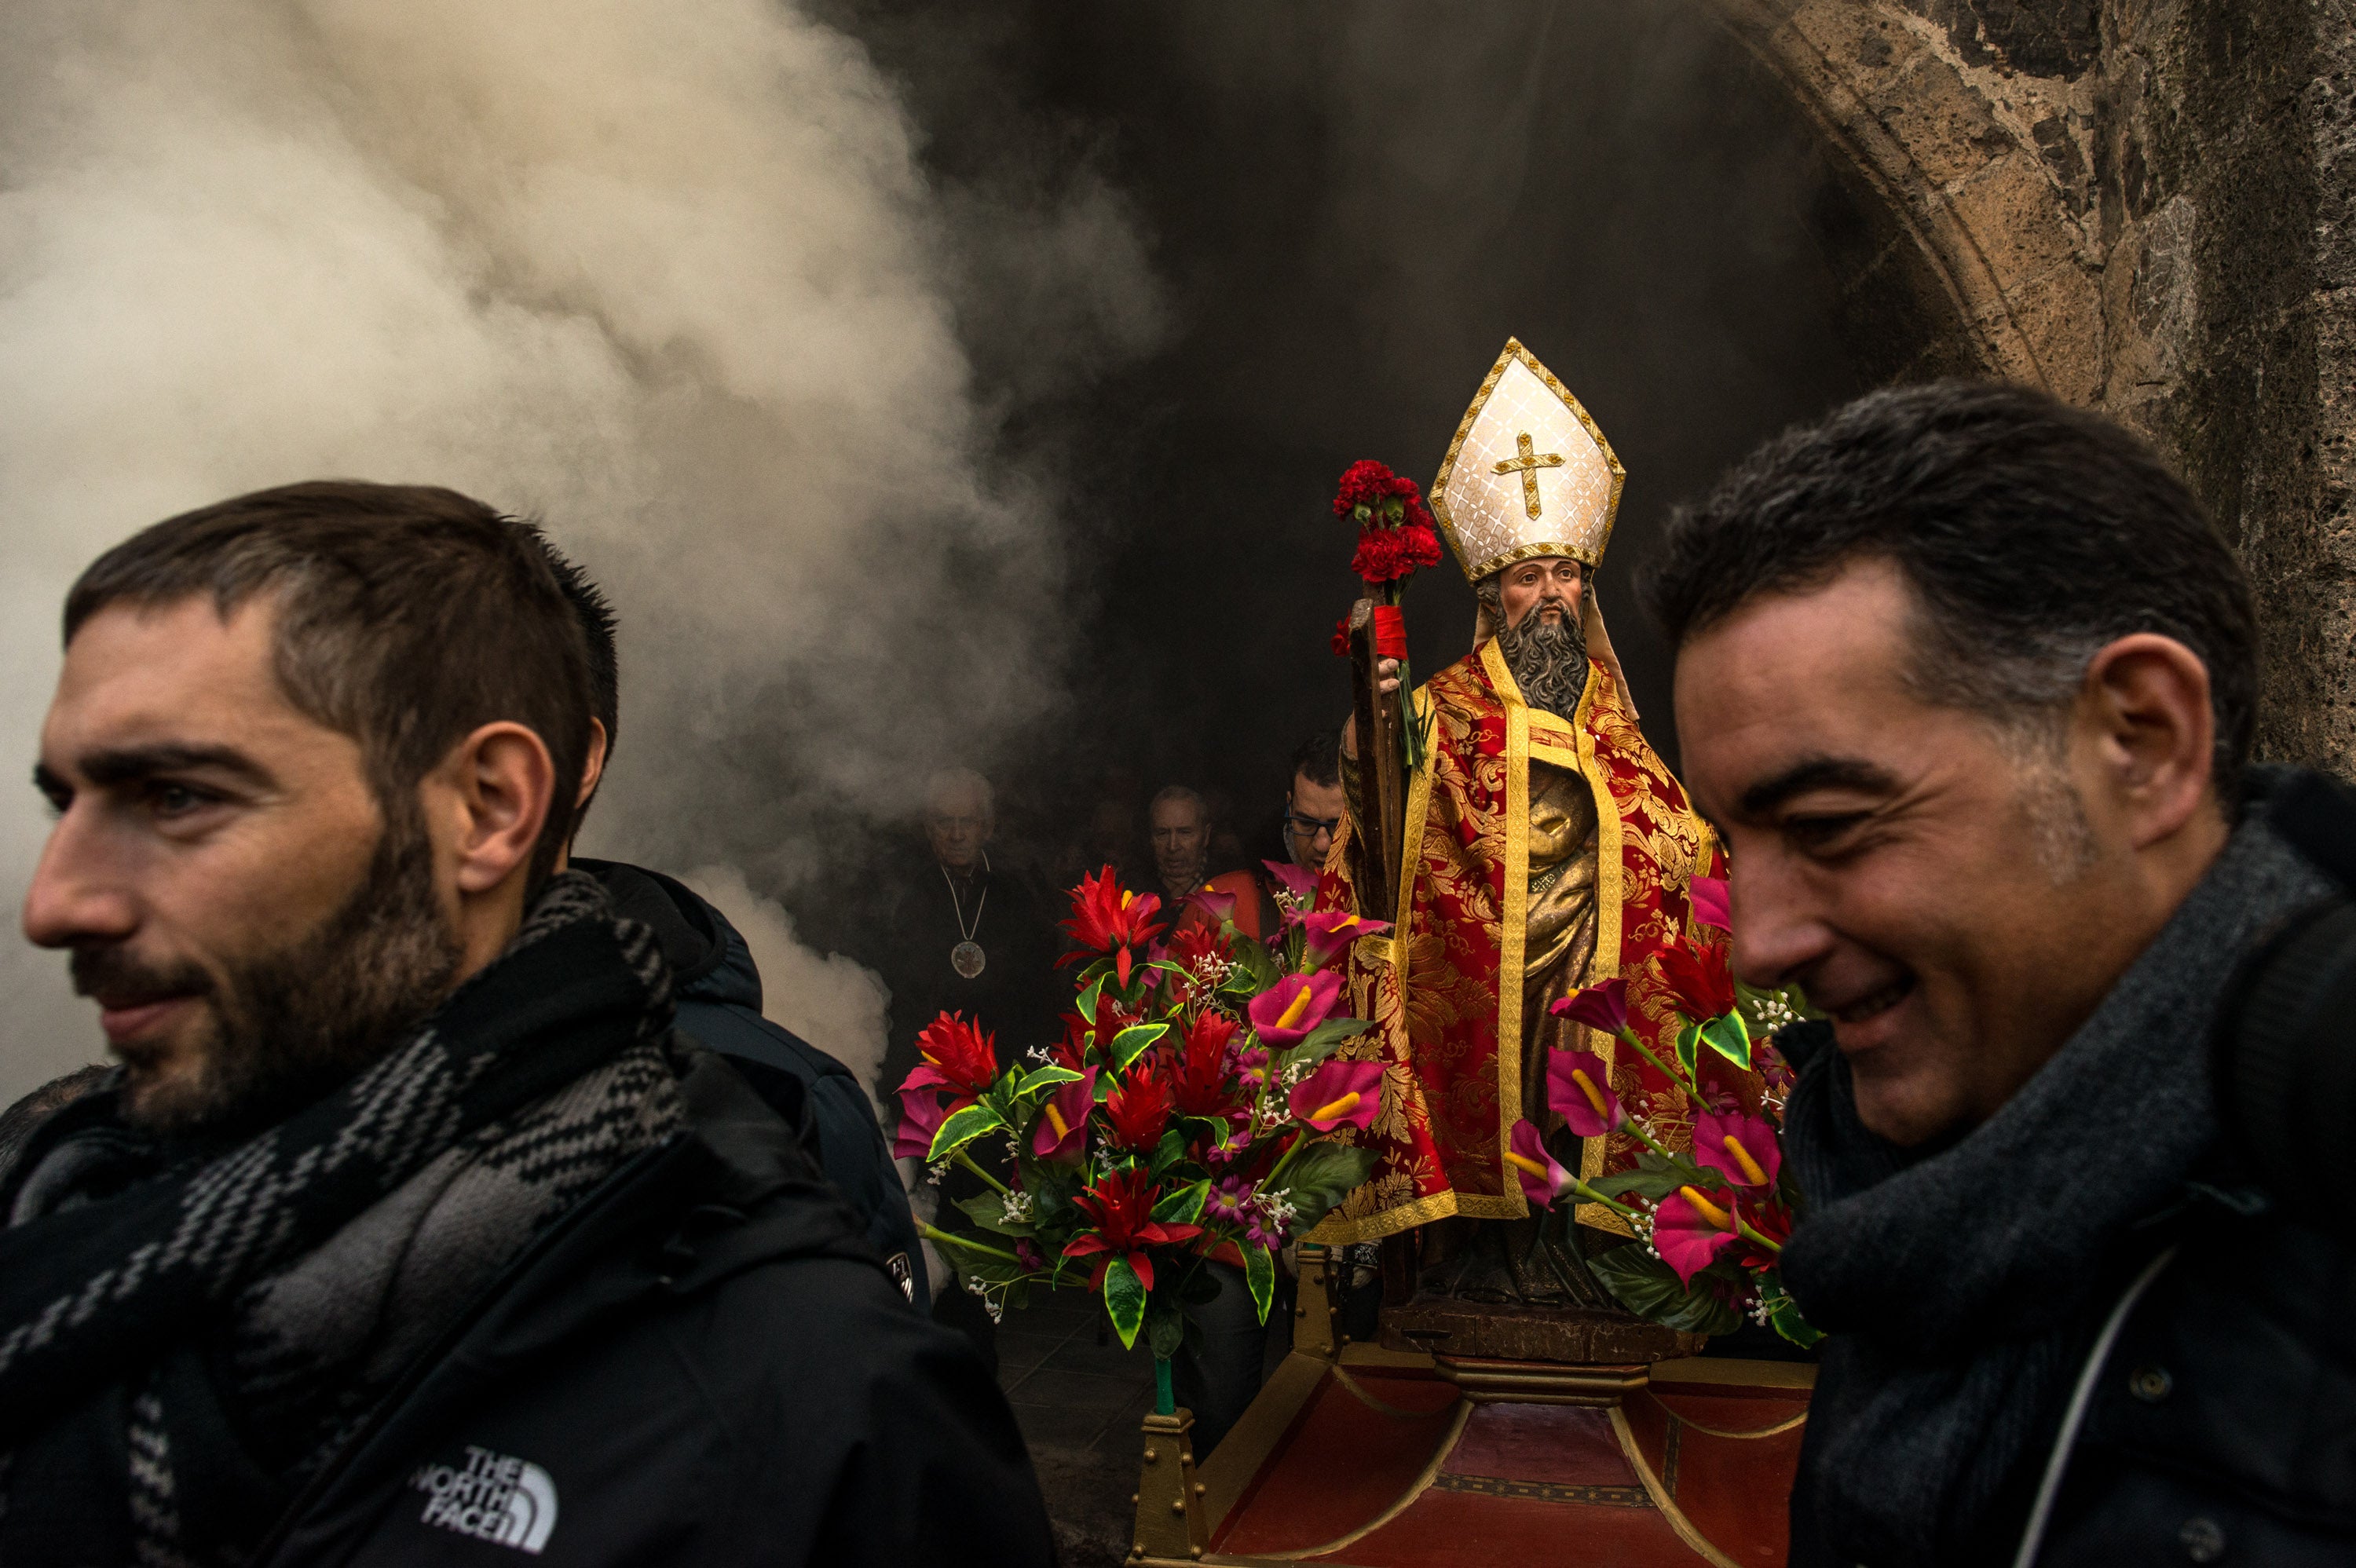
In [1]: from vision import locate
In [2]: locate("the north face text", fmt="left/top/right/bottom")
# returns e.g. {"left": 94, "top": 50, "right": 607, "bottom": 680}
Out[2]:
{"left": 411, "top": 1446, "right": 560, "bottom": 1554}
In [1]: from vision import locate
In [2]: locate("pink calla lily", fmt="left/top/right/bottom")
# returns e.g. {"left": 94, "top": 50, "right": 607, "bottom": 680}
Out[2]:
{"left": 1263, "top": 859, "right": 1318, "bottom": 905}
{"left": 1545, "top": 1048, "right": 1627, "bottom": 1138}
{"left": 1652, "top": 1182, "right": 1745, "bottom": 1285}
{"left": 1249, "top": 969, "right": 1344, "bottom": 1047}
{"left": 1503, "top": 1118, "right": 1575, "bottom": 1208}
{"left": 1550, "top": 978, "right": 1630, "bottom": 1036}
{"left": 1299, "top": 909, "right": 1391, "bottom": 970}
{"left": 894, "top": 1088, "right": 947, "bottom": 1161}
{"left": 1289, "top": 1058, "right": 1384, "bottom": 1131}
{"left": 1696, "top": 1106, "right": 1780, "bottom": 1190}
{"left": 1689, "top": 875, "right": 1732, "bottom": 933}
{"left": 1190, "top": 887, "right": 1238, "bottom": 927}
{"left": 1031, "top": 1067, "right": 1097, "bottom": 1163}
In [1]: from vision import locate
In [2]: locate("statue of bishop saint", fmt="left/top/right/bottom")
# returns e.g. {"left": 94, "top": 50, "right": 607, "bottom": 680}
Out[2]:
{"left": 1315, "top": 339, "right": 1732, "bottom": 1316}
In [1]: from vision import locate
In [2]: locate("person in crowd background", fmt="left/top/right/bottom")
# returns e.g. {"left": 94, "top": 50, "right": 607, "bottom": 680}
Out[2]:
{"left": 1646, "top": 382, "right": 2356, "bottom": 1566}
{"left": 853, "top": 766, "right": 1059, "bottom": 1369}
{"left": 1147, "top": 784, "right": 1214, "bottom": 905}
{"left": 0, "top": 482, "right": 1051, "bottom": 1566}
{"left": 1282, "top": 729, "right": 1346, "bottom": 872}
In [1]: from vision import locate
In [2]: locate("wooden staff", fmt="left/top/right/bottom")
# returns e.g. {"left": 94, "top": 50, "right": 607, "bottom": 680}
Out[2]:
{"left": 1346, "top": 597, "right": 1409, "bottom": 922}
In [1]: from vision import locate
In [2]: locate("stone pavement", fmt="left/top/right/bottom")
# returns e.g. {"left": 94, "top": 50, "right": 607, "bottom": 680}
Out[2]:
{"left": 1000, "top": 1287, "right": 1159, "bottom": 1567}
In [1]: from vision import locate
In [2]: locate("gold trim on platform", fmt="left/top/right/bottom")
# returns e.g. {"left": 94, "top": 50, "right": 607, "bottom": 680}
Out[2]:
{"left": 1608, "top": 1405, "right": 1744, "bottom": 1568}
{"left": 1265, "top": 1399, "right": 1473, "bottom": 1562}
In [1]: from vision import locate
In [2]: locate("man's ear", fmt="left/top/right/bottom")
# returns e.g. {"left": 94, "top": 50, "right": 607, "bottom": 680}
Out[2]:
{"left": 576, "top": 718, "right": 609, "bottom": 810}
{"left": 2079, "top": 633, "right": 2217, "bottom": 850}
{"left": 436, "top": 722, "right": 557, "bottom": 896}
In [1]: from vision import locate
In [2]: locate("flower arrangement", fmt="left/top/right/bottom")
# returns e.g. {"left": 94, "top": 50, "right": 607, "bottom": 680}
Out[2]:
{"left": 1508, "top": 875, "right": 1821, "bottom": 1347}
{"left": 896, "top": 864, "right": 1385, "bottom": 1401}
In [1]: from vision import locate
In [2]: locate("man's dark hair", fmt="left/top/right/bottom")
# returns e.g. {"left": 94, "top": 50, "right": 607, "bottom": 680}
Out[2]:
{"left": 64, "top": 481, "right": 596, "bottom": 885}
{"left": 514, "top": 522, "right": 619, "bottom": 828}
{"left": 1290, "top": 729, "right": 1341, "bottom": 791}
{"left": 1641, "top": 381, "right": 2258, "bottom": 799}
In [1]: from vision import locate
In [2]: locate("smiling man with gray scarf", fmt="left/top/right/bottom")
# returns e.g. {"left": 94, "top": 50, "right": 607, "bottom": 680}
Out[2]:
{"left": 1645, "top": 382, "right": 2356, "bottom": 1566}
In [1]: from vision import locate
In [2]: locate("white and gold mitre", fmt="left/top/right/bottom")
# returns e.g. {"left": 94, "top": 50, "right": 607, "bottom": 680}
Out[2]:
{"left": 1429, "top": 338, "right": 1626, "bottom": 581}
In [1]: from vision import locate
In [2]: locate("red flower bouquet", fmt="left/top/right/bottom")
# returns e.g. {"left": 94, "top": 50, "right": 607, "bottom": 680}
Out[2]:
{"left": 1328, "top": 459, "right": 1438, "bottom": 771}
{"left": 1333, "top": 459, "right": 1443, "bottom": 587}
{"left": 896, "top": 865, "right": 1388, "bottom": 1402}
{"left": 1514, "top": 876, "right": 1822, "bottom": 1347}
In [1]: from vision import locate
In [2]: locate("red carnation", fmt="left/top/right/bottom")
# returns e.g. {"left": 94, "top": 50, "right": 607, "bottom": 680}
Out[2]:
{"left": 1333, "top": 459, "right": 1402, "bottom": 517}
{"left": 1352, "top": 522, "right": 1443, "bottom": 585}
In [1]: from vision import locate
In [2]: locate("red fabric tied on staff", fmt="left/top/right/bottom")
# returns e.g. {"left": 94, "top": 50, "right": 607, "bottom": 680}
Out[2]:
{"left": 1370, "top": 605, "right": 1408, "bottom": 659}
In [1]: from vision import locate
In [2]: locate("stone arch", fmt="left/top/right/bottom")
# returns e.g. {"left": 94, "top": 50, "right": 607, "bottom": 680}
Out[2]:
{"left": 1696, "top": 0, "right": 2356, "bottom": 777}
{"left": 1700, "top": 0, "right": 2102, "bottom": 400}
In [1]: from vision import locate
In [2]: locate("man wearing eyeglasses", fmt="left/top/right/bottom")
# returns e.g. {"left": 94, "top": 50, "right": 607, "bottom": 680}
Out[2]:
{"left": 1281, "top": 729, "right": 1347, "bottom": 872}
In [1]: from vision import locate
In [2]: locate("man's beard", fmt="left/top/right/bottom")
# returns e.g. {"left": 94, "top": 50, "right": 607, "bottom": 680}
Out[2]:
{"left": 74, "top": 797, "right": 464, "bottom": 1143}
{"left": 1495, "top": 599, "right": 1590, "bottom": 722}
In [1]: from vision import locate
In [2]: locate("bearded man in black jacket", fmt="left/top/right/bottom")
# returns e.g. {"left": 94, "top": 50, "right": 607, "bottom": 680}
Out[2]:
{"left": 0, "top": 482, "right": 1052, "bottom": 1566}
{"left": 1645, "top": 383, "right": 2356, "bottom": 1566}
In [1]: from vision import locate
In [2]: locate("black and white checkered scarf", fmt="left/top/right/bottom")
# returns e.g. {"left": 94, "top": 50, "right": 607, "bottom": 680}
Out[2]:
{"left": 0, "top": 872, "right": 686, "bottom": 1566}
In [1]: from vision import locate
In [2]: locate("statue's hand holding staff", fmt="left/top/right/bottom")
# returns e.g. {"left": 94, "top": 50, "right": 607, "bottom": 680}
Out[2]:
{"left": 1340, "top": 659, "right": 1403, "bottom": 761}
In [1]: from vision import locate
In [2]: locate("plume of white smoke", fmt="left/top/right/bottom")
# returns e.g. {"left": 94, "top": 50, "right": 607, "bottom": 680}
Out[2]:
{"left": 0, "top": 0, "right": 1162, "bottom": 1104}
{"left": 673, "top": 864, "right": 889, "bottom": 1108}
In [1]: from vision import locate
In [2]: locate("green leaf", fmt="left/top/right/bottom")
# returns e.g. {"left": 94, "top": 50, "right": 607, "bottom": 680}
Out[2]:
{"left": 1766, "top": 1290, "right": 1823, "bottom": 1348}
{"left": 1103, "top": 1256, "right": 1147, "bottom": 1349}
{"left": 1282, "top": 1015, "right": 1376, "bottom": 1071}
{"left": 1076, "top": 975, "right": 1105, "bottom": 1025}
{"left": 953, "top": 1192, "right": 1036, "bottom": 1237}
{"left": 1245, "top": 1244, "right": 1275, "bottom": 1325}
{"left": 1151, "top": 1179, "right": 1208, "bottom": 1226}
{"left": 928, "top": 1102, "right": 1005, "bottom": 1163}
{"left": 1147, "top": 1301, "right": 1187, "bottom": 1359}
{"left": 1699, "top": 1011, "right": 1753, "bottom": 1070}
{"left": 1587, "top": 1164, "right": 1688, "bottom": 1204}
{"left": 1230, "top": 935, "right": 1282, "bottom": 996}
{"left": 1110, "top": 1022, "right": 1169, "bottom": 1071}
{"left": 1675, "top": 1022, "right": 1703, "bottom": 1081}
{"left": 1758, "top": 1270, "right": 1824, "bottom": 1347}
{"left": 1151, "top": 1128, "right": 1188, "bottom": 1174}
{"left": 1270, "top": 1140, "right": 1379, "bottom": 1232}
{"left": 1587, "top": 1245, "right": 1743, "bottom": 1336}
{"left": 1017, "top": 1064, "right": 1084, "bottom": 1099}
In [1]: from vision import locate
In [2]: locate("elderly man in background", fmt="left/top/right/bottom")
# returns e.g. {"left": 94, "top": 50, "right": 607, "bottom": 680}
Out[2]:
{"left": 867, "top": 765, "right": 1057, "bottom": 1368}
{"left": 1648, "top": 382, "right": 2356, "bottom": 1565}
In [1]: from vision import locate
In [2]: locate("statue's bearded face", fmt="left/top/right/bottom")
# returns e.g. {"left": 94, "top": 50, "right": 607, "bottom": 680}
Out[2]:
{"left": 1483, "top": 558, "right": 1590, "bottom": 722}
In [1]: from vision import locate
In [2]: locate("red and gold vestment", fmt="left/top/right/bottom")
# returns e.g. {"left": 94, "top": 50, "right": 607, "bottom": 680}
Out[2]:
{"left": 1309, "top": 637, "right": 1723, "bottom": 1243}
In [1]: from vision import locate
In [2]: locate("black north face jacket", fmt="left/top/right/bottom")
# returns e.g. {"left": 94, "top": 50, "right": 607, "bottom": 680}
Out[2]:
{"left": 252, "top": 1051, "right": 1052, "bottom": 1566}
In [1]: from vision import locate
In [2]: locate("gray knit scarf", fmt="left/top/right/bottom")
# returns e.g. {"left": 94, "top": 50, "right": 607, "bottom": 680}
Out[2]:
{"left": 0, "top": 872, "right": 686, "bottom": 1566}
{"left": 1776, "top": 774, "right": 2335, "bottom": 1566}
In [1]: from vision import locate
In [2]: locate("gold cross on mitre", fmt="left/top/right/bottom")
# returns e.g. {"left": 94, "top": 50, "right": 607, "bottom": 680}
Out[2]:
{"left": 1427, "top": 338, "right": 1627, "bottom": 582}
{"left": 1491, "top": 432, "right": 1565, "bottom": 520}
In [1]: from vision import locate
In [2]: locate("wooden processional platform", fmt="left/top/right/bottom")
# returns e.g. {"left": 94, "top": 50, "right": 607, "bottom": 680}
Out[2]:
{"left": 1125, "top": 1252, "right": 1812, "bottom": 1567}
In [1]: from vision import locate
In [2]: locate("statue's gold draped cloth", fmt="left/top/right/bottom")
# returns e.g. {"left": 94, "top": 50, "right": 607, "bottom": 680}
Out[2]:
{"left": 1308, "top": 639, "right": 1721, "bottom": 1244}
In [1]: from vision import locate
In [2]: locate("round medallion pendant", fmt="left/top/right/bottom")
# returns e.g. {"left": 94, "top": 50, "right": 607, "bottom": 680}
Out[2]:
{"left": 951, "top": 940, "right": 987, "bottom": 979}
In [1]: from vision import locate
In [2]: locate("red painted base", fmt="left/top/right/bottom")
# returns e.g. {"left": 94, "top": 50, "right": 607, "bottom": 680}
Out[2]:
{"left": 1207, "top": 1361, "right": 1807, "bottom": 1566}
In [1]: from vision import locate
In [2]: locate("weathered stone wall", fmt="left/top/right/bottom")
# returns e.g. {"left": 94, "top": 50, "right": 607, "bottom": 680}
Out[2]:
{"left": 1702, "top": 0, "right": 2356, "bottom": 775}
